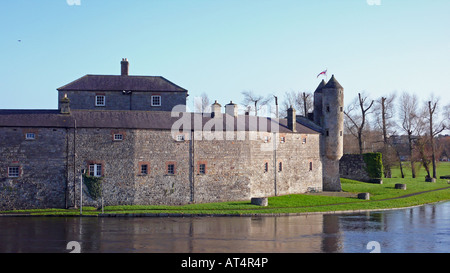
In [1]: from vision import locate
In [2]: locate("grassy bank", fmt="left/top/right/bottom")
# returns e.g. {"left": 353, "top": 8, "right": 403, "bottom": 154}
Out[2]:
{"left": 2, "top": 172, "right": 449, "bottom": 216}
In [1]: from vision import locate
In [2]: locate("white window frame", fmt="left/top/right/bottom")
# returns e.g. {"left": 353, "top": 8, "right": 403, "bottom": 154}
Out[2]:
{"left": 89, "top": 164, "right": 102, "bottom": 177}
{"left": 95, "top": 95, "right": 106, "bottom": 107}
{"left": 151, "top": 95, "right": 161, "bottom": 106}
{"left": 176, "top": 135, "right": 185, "bottom": 142}
{"left": 113, "top": 134, "right": 123, "bottom": 141}
{"left": 25, "top": 133, "right": 36, "bottom": 140}
{"left": 8, "top": 166, "right": 20, "bottom": 178}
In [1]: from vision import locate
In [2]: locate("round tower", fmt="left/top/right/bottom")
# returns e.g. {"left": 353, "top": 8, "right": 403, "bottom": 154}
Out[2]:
{"left": 321, "top": 75, "right": 344, "bottom": 160}
{"left": 320, "top": 75, "right": 344, "bottom": 192}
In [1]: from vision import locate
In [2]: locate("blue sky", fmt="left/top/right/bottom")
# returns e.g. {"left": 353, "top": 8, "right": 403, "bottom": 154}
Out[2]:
{"left": 1, "top": 0, "right": 449, "bottom": 118}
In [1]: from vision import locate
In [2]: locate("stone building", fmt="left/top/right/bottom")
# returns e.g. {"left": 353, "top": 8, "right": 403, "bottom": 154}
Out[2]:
{"left": 0, "top": 59, "right": 344, "bottom": 210}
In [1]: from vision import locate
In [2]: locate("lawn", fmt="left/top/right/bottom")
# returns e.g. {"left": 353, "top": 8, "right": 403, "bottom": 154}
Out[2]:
{"left": 391, "top": 161, "right": 450, "bottom": 179}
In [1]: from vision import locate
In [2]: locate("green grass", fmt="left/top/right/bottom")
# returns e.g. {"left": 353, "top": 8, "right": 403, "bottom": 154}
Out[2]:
{"left": 2, "top": 162, "right": 450, "bottom": 216}
{"left": 391, "top": 161, "right": 450, "bottom": 179}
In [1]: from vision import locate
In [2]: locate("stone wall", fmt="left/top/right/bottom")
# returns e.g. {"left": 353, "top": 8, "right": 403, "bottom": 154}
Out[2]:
{"left": 1, "top": 125, "right": 323, "bottom": 210}
{"left": 0, "top": 127, "right": 68, "bottom": 210}
{"left": 67, "top": 129, "right": 323, "bottom": 208}
{"left": 339, "top": 154, "right": 371, "bottom": 182}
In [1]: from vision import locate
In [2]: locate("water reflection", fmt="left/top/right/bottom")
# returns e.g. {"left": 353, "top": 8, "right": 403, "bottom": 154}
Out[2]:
{"left": 0, "top": 201, "right": 449, "bottom": 253}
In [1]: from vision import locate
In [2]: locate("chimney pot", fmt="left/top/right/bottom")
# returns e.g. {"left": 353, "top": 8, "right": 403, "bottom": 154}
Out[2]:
{"left": 121, "top": 58, "right": 129, "bottom": 76}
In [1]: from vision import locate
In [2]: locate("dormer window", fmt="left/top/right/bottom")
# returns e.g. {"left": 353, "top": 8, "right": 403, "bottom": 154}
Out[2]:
{"left": 96, "top": 95, "right": 105, "bottom": 106}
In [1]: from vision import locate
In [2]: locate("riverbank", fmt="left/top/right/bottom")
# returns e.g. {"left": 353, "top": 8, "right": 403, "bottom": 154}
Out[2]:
{"left": 1, "top": 177, "right": 450, "bottom": 217}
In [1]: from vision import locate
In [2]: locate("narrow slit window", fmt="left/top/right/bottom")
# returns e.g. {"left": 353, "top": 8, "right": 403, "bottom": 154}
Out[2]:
{"left": 264, "top": 162, "right": 269, "bottom": 173}
{"left": 278, "top": 162, "right": 283, "bottom": 172}
{"left": 309, "top": 162, "right": 313, "bottom": 171}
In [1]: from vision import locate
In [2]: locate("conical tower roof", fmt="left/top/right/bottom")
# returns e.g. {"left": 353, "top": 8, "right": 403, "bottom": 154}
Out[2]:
{"left": 314, "top": 79, "right": 326, "bottom": 93}
{"left": 323, "top": 75, "right": 343, "bottom": 89}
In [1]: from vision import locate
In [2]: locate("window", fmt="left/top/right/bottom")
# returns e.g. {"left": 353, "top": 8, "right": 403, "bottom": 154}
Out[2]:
{"left": 278, "top": 162, "right": 283, "bottom": 172}
{"left": 280, "top": 137, "right": 286, "bottom": 143}
{"left": 263, "top": 135, "right": 270, "bottom": 143}
{"left": 326, "top": 130, "right": 329, "bottom": 137}
{"left": 113, "top": 134, "right": 123, "bottom": 141}
{"left": 326, "top": 105, "right": 330, "bottom": 112}
{"left": 302, "top": 137, "right": 307, "bottom": 144}
{"left": 8, "top": 166, "right": 20, "bottom": 178}
{"left": 309, "top": 162, "right": 313, "bottom": 171}
{"left": 151, "top": 95, "right": 161, "bottom": 106}
{"left": 264, "top": 162, "right": 269, "bottom": 173}
{"left": 199, "top": 164, "right": 206, "bottom": 174}
{"left": 340, "top": 106, "right": 343, "bottom": 112}
{"left": 167, "top": 164, "right": 175, "bottom": 175}
{"left": 140, "top": 164, "right": 148, "bottom": 175}
{"left": 340, "top": 131, "right": 343, "bottom": 136}
{"left": 176, "top": 135, "right": 185, "bottom": 141}
{"left": 96, "top": 95, "right": 105, "bottom": 106}
{"left": 25, "top": 133, "right": 36, "bottom": 140}
{"left": 89, "top": 164, "right": 102, "bottom": 177}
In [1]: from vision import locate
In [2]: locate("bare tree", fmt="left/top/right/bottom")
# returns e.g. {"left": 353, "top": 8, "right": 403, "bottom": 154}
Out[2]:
{"left": 423, "top": 96, "right": 446, "bottom": 179}
{"left": 241, "top": 90, "right": 272, "bottom": 116}
{"left": 194, "top": 92, "right": 211, "bottom": 113}
{"left": 281, "top": 90, "right": 313, "bottom": 118}
{"left": 398, "top": 92, "right": 423, "bottom": 178}
{"left": 373, "top": 93, "right": 397, "bottom": 177}
{"left": 344, "top": 92, "right": 375, "bottom": 154}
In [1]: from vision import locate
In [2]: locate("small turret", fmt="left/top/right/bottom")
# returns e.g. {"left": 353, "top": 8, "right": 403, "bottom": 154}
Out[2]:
{"left": 313, "top": 79, "right": 326, "bottom": 126}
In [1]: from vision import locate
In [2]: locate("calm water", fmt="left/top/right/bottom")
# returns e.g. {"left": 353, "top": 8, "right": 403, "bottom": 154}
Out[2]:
{"left": 1, "top": 201, "right": 449, "bottom": 253}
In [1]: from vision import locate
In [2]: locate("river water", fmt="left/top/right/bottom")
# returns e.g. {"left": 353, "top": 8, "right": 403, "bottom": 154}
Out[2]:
{"left": 1, "top": 201, "right": 449, "bottom": 253}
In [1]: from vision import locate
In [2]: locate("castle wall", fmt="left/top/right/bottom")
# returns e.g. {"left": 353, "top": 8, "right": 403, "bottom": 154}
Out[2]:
{"left": 1, "top": 125, "right": 322, "bottom": 210}
{"left": 0, "top": 127, "right": 68, "bottom": 210}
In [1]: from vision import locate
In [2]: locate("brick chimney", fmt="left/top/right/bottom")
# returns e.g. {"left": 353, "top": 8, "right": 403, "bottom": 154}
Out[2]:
{"left": 287, "top": 106, "right": 296, "bottom": 132}
{"left": 121, "top": 58, "right": 129, "bottom": 76}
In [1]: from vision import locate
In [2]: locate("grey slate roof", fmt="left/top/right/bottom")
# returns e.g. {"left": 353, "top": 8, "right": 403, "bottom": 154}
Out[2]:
{"left": 314, "top": 79, "right": 326, "bottom": 93}
{"left": 0, "top": 110, "right": 320, "bottom": 134}
{"left": 57, "top": 75, "right": 187, "bottom": 92}
{"left": 323, "top": 75, "right": 343, "bottom": 89}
